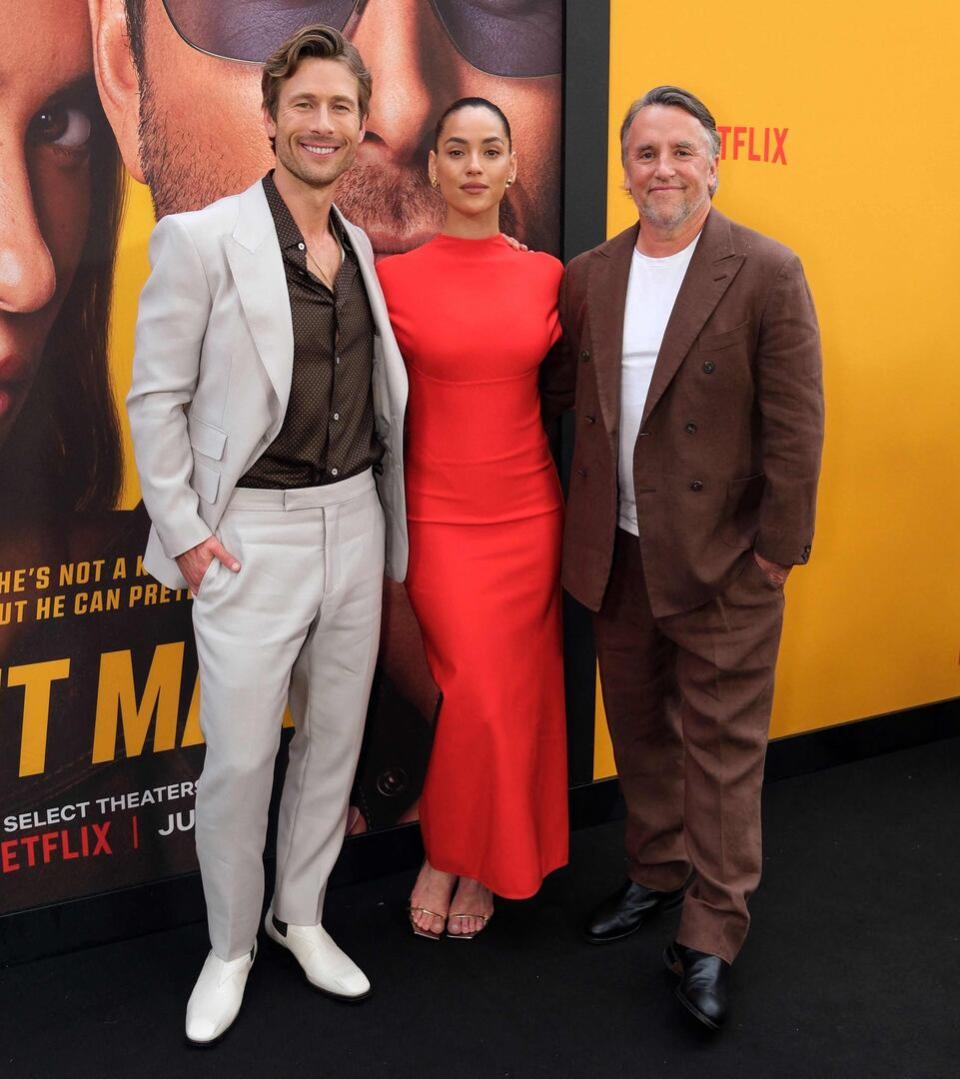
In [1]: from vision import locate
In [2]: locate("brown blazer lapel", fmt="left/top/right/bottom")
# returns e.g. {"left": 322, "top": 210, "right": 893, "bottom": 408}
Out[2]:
{"left": 641, "top": 209, "right": 745, "bottom": 425}
{"left": 588, "top": 224, "right": 638, "bottom": 436}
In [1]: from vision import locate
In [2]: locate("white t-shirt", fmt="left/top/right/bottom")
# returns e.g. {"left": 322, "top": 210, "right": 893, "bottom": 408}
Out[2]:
{"left": 618, "top": 234, "right": 700, "bottom": 535}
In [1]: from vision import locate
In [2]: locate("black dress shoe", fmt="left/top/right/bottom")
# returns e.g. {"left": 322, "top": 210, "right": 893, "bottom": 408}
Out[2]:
{"left": 663, "top": 941, "right": 729, "bottom": 1030}
{"left": 583, "top": 880, "right": 686, "bottom": 944}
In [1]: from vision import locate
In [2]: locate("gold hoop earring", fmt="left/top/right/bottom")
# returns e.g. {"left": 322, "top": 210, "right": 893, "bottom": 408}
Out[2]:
{"left": 505, "top": 178, "right": 514, "bottom": 188}
{"left": 430, "top": 176, "right": 439, "bottom": 189}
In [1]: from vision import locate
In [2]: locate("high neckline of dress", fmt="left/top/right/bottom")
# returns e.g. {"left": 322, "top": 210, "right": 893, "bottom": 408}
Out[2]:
{"left": 431, "top": 232, "right": 508, "bottom": 251}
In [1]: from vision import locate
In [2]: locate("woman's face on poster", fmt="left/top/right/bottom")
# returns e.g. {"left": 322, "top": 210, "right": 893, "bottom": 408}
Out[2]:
{"left": 0, "top": 0, "right": 95, "bottom": 447}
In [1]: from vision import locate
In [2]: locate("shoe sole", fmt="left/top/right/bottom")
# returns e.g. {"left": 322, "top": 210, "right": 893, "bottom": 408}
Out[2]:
{"left": 264, "top": 927, "right": 373, "bottom": 1003}
{"left": 411, "top": 927, "right": 443, "bottom": 941}
{"left": 673, "top": 986, "right": 722, "bottom": 1031}
{"left": 185, "top": 1026, "right": 232, "bottom": 1050}
{"left": 583, "top": 891, "right": 686, "bottom": 946}
{"left": 662, "top": 944, "right": 722, "bottom": 1032}
{"left": 184, "top": 995, "right": 249, "bottom": 1048}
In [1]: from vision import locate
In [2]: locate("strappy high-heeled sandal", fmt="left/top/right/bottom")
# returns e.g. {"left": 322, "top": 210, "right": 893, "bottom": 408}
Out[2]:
{"left": 407, "top": 903, "right": 447, "bottom": 941}
{"left": 445, "top": 912, "right": 492, "bottom": 941}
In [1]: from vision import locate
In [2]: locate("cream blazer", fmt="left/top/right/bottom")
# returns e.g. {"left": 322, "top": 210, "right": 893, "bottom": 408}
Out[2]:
{"left": 127, "top": 181, "right": 408, "bottom": 590}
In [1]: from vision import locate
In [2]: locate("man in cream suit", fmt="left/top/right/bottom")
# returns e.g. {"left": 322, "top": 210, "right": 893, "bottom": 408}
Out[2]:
{"left": 127, "top": 25, "right": 407, "bottom": 1044}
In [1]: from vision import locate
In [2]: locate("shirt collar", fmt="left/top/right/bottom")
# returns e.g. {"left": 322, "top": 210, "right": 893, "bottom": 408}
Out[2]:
{"left": 262, "top": 171, "right": 352, "bottom": 253}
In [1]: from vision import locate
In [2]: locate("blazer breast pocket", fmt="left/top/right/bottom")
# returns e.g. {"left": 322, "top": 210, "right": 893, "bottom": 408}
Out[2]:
{"left": 697, "top": 321, "right": 751, "bottom": 352}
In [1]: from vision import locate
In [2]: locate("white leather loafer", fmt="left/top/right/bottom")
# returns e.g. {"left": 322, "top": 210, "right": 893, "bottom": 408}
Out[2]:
{"left": 264, "top": 906, "right": 371, "bottom": 1001}
{"left": 185, "top": 942, "right": 256, "bottom": 1046}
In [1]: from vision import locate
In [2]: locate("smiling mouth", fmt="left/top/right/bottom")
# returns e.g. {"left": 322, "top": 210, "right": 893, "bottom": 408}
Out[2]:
{"left": 301, "top": 144, "right": 340, "bottom": 156}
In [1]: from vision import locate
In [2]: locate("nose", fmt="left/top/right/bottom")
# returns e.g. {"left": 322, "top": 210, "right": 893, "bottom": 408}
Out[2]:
{"left": 310, "top": 105, "right": 338, "bottom": 135}
{"left": 653, "top": 152, "right": 677, "bottom": 178}
{"left": 351, "top": 0, "right": 451, "bottom": 166}
{"left": 0, "top": 156, "right": 57, "bottom": 315}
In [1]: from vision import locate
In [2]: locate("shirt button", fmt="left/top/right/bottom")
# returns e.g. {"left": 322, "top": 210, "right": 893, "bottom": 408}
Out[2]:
{"left": 331, "top": 468, "right": 339, "bottom": 477}
{"left": 335, "top": 356, "right": 341, "bottom": 365}
{"left": 333, "top": 413, "right": 340, "bottom": 421}
{"left": 297, "top": 242, "right": 305, "bottom": 250}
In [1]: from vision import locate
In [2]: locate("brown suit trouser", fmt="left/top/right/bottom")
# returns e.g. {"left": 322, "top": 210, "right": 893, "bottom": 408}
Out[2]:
{"left": 594, "top": 528, "right": 784, "bottom": 964}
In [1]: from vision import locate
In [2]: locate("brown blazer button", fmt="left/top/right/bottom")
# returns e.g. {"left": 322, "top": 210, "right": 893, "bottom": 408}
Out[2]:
{"left": 685, "top": 422, "right": 698, "bottom": 434}
{"left": 585, "top": 414, "right": 596, "bottom": 424}
{"left": 580, "top": 349, "right": 591, "bottom": 362}
{"left": 703, "top": 360, "right": 716, "bottom": 373}
{"left": 690, "top": 480, "right": 704, "bottom": 491}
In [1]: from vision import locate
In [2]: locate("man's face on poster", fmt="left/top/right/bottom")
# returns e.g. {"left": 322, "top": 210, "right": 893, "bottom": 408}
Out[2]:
{"left": 94, "top": 0, "right": 561, "bottom": 255}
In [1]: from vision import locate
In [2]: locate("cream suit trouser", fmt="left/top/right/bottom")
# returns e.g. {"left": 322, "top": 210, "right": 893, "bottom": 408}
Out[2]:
{"left": 191, "top": 470, "right": 384, "bottom": 960}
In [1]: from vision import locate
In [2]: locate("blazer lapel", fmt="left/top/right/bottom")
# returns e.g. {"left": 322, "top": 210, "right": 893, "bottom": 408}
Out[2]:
{"left": 336, "top": 207, "right": 409, "bottom": 420}
{"left": 589, "top": 224, "right": 638, "bottom": 437}
{"left": 641, "top": 208, "right": 744, "bottom": 425}
{"left": 224, "top": 182, "right": 295, "bottom": 413}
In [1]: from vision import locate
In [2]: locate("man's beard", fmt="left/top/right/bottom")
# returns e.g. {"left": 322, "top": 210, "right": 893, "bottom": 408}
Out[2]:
{"left": 139, "top": 83, "right": 256, "bottom": 220}
{"left": 273, "top": 133, "right": 354, "bottom": 195}
{"left": 640, "top": 189, "right": 708, "bottom": 232}
{"left": 139, "top": 84, "right": 517, "bottom": 256}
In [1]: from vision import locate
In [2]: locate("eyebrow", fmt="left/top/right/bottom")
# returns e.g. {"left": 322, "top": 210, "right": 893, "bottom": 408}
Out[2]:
{"left": 288, "top": 92, "right": 356, "bottom": 105}
{"left": 444, "top": 135, "right": 505, "bottom": 146}
{"left": 42, "top": 73, "right": 99, "bottom": 108}
{"left": 635, "top": 139, "right": 699, "bottom": 153}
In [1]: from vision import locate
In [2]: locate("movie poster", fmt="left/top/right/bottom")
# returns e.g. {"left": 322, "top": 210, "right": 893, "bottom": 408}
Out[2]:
{"left": 0, "top": 0, "right": 562, "bottom": 915}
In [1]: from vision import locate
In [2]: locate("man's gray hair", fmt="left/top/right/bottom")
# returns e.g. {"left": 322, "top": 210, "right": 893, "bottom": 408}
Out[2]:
{"left": 620, "top": 85, "right": 721, "bottom": 162}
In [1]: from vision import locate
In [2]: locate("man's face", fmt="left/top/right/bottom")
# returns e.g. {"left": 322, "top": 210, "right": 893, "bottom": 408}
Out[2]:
{"left": 623, "top": 104, "right": 718, "bottom": 232}
{"left": 265, "top": 57, "right": 365, "bottom": 192}
{"left": 122, "top": 0, "right": 561, "bottom": 256}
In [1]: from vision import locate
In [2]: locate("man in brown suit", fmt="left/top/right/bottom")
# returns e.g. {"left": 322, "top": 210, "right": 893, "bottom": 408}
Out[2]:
{"left": 544, "top": 86, "right": 823, "bottom": 1029}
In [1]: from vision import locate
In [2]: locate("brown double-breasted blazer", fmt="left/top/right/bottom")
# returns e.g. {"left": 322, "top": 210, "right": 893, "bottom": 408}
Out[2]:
{"left": 543, "top": 208, "right": 824, "bottom": 618}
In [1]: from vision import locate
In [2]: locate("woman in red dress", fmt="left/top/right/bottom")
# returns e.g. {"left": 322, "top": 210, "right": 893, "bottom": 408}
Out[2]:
{"left": 377, "top": 99, "right": 568, "bottom": 939}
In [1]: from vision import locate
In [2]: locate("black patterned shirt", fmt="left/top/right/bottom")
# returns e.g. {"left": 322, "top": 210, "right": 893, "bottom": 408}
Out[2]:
{"left": 238, "top": 172, "right": 380, "bottom": 488}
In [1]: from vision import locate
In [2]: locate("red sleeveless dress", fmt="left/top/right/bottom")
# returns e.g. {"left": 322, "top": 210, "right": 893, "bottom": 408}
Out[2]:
{"left": 377, "top": 234, "right": 568, "bottom": 897}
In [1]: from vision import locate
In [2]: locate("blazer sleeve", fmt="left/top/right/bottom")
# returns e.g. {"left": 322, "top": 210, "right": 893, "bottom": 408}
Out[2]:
{"left": 126, "top": 215, "right": 215, "bottom": 560}
{"left": 754, "top": 254, "right": 825, "bottom": 566}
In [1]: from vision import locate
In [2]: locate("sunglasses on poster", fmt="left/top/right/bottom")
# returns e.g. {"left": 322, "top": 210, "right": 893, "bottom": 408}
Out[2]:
{"left": 160, "top": 0, "right": 562, "bottom": 78}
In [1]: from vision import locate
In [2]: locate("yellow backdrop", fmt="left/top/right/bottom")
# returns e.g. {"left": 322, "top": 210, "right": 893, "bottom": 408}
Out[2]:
{"left": 111, "top": 181, "right": 154, "bottom": 511}
{"left": 596, "top": 0, "right": 960, "bottom": 776}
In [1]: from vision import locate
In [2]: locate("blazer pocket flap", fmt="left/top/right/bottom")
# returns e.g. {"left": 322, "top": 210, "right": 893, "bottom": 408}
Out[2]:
{"left": 698, "top": 322, "right": 750, "bottom": 351}
{"left": 192, "top": 460, "right": 221, "bottom": 504}
{"left": 188, "top": 416, "right": 227, "bottom": 461}
{"left": 726, "top": 473, "right": 765, "bottom": 511}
